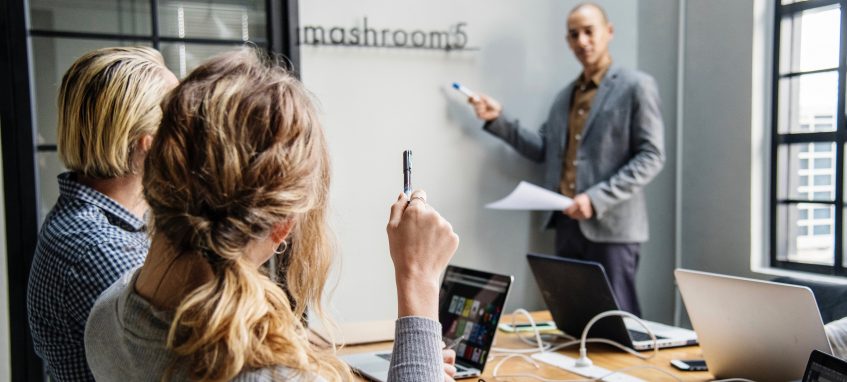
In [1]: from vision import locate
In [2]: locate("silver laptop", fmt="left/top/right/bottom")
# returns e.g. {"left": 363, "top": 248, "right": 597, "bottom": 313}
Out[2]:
{"left": 527, "top": 253, "right": 697, "bottom": 350}
{"left": 342, "top": 265, "right": 513, "bottom": 381}
{"left": 675, "top": 269, "right": 833, "bottom": 381}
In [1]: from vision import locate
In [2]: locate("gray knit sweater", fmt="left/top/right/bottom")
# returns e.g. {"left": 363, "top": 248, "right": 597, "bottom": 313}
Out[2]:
{"left": 84, "top": 270, "right": 443, "bottom": 381}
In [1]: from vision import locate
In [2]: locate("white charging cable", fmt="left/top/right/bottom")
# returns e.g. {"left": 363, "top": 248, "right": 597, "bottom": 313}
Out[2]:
{"left": 491, "top": 309, "right": 576, "bottom": 354}
{"left": 491, "top": 354, "right": 593, "bottom": 382}
{"left": 491, "top": 353, "right": 685, "bottom": 382}
{"left": 488, "top": 309, "right": 759, "bottom": 382}
{"left": 488, "top": 309, "right": 666, "bottom": 381}
{"left": 575, "top": 310, "right": 658, "bottom": 367}
{"left": 490, "top": 309, "right": 658, "bottom": 360}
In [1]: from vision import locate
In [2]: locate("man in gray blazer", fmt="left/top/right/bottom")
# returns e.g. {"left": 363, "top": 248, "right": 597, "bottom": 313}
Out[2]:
{"left": 469, "top": 2, "right": 664, "bottom": 315}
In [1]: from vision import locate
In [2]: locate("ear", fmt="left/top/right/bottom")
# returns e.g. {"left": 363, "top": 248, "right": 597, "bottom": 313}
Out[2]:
{"left": 270, "top": 217, "right": 296, "bottom": 244}
{"left": 607, "top": 23, "right": 615, "bottom": 39}
{"left": 139, "top": 134, "right": 154, "bottom": 153}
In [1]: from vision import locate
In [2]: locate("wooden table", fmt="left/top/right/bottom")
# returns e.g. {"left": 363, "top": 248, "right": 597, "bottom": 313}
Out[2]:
{"left": 338, "top": 311, "right": 714, "bottom": 381}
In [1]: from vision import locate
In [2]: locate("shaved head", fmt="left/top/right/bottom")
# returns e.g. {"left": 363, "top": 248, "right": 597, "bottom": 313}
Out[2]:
{"left": 569, "top": 2, "right": 609, "bottom": 25}
{"left": 566, "top": 1, "right": 614, "bottom": 72}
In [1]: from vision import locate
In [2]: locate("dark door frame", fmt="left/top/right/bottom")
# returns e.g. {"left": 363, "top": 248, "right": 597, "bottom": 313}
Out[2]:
{"left": 0, "top": 0, "right": 44, "bottom": 380}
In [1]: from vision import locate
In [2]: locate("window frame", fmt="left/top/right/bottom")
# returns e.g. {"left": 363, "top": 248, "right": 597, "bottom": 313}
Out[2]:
{"left": 770, "top": 0, "right": 847, "bottom": 275}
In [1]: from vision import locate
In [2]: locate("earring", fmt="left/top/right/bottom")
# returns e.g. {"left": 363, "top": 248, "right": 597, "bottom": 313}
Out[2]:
{"left": 274, "top": 241, "right": 288, "bottom": 255}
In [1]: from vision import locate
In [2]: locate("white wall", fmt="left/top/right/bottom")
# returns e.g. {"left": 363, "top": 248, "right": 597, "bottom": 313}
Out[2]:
{"left": 637, "top": 0, "right": 679, "bottom": 324}
{"left": 680, "top": 0, "right": 758, "bottom": 280}
{"left": 299, "top": 0, "right": 640, "bottom": 322}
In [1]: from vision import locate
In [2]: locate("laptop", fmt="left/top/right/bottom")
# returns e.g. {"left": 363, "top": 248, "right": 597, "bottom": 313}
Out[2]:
{"left": 342, "top": 265, "right": 514, "bottom": 381}
{"left": 675, "top": 269, "right": 833, "bottom": 381}
{"left": 526, "top": 253, "right": 697, "bottom": 350}
{"left": 803, "top": 350, "right": 847, "bottom": 382}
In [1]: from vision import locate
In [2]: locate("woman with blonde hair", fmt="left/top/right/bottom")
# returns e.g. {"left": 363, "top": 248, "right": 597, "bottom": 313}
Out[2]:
{"left": 27, "top": 46, "right": 177, "bottom": 381}
{"left": 86, "top": 48, "right": 459, "bottom": 381}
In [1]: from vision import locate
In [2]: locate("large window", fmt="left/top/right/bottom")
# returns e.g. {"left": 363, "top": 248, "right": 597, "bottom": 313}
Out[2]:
{"left": 30, "top": 0, "right": 272, "bottom": 222}
{"left": 771, "top": 0, "right": 846, "bottom": 275}
{"left": 0, "top": 1, "right": 298, "bottom": 380}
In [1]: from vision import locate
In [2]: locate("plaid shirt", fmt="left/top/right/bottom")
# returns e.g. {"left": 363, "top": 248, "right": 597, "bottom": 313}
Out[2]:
{"left": 27, "top": 172, "right": 148, "bottom": 381}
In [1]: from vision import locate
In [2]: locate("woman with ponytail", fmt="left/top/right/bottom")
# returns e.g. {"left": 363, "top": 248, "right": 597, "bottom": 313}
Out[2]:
{"left": 84, "top": 47, "right": 459, "bottom": 382}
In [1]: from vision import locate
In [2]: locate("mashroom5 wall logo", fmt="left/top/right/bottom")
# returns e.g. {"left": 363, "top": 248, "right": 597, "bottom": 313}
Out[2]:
{"left": 300, "top": 17, "right": 475, "bottom": 51}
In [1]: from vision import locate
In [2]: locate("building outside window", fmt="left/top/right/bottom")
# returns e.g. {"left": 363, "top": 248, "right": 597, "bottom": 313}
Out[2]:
{"left": 771, "top": 0, "right": 845, "bottom": 274}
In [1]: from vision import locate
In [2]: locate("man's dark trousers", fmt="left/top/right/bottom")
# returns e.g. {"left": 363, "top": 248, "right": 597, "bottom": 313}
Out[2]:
{"left": 554, "top": 214, "right": 641, "bottom": 316}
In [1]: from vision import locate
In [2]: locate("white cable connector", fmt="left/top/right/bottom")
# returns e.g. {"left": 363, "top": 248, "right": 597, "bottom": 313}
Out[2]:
{"left": 576, "top": 310, "right": 658, "bottom": 368}
{"left": 574, "top": 347, "right": 593, "bottom": 367}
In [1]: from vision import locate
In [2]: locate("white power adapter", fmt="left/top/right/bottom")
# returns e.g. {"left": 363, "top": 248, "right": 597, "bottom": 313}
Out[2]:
{"left": 532, "top": 352, "right": 645, "bottom": 382}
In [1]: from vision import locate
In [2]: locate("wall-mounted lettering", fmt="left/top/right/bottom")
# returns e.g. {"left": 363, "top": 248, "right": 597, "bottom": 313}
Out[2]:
{"left": 300, "top": 17, "right": 475, "bottom": 51}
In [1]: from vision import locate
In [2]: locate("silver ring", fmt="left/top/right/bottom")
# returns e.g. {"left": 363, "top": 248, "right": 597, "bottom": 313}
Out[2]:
{"left": 409, "top": 196, "right": 426, "bottom": 204}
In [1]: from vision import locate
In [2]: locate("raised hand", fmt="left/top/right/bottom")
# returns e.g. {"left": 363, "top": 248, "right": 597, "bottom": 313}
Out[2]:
{"left": 387, "top": 190, "right": 460, "bottom": 319}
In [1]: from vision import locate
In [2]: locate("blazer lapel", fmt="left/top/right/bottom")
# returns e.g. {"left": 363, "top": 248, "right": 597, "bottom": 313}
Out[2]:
{"left": 581, "top": 65, "right": 620, "bottom": 139}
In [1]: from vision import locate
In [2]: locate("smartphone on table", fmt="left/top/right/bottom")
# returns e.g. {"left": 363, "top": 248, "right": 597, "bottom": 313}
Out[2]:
{"left": 670, "top": 359, "right": 708, "bottom": 371}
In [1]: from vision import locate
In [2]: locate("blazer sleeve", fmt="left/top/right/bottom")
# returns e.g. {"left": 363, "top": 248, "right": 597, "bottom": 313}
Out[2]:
{"left": 585, "top": 75, "right": 666, "bottom": 218}
{"left": 482, "top": 111, "right": 547, "bottom": 163}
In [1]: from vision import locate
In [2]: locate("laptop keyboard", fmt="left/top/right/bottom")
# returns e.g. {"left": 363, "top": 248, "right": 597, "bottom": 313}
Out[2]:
{"left": 376, "top": 352, "right": 472, "bottom": 374}
{"left": 628, "top": 329, "right": 667, "bottom": 342}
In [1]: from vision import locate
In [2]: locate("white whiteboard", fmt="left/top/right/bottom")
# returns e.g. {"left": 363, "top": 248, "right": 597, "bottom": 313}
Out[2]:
{"left": 300, "top": 0, "right": 639, "bottom": 322}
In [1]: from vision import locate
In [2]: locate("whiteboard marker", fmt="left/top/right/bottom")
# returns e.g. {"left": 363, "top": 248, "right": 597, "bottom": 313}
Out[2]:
{"left": 452, "top": 82, "right": 477, "bottom": 99}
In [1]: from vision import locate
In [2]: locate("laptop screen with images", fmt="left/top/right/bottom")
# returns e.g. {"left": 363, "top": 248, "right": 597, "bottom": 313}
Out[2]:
{"left": 804, "top": 350, "right": 847, "bottom": 382}
{"left": 438, "top": 266, "right": 513, "bottom": 372}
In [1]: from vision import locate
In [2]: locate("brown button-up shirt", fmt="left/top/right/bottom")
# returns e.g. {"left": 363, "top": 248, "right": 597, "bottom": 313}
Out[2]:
{"left": 560, "top": 64, "right": 610, "bottom": 197}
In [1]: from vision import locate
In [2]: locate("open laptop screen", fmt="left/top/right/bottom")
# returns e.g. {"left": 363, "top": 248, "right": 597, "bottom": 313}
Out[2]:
{"left": 804, "top": 350, "right": 847, "bottom": 382}
{"left": 439, "top": 266, "right": 512, "bottom": 372}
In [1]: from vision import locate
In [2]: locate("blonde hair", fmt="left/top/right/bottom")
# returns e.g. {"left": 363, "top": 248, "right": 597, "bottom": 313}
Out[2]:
{"left": 143, "top": 48, "right": 349, "bottom": 381}
{"left": 58, "top": 46, "right": 172, "bottom": 178}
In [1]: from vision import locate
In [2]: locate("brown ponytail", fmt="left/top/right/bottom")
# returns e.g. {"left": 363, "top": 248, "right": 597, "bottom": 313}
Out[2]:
{"left": 143, "top": 47, "right": 350, "bottom": 381}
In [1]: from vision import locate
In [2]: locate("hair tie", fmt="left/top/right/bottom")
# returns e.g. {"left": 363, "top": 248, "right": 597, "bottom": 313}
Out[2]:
{"left": 201, "top": 249, "right": 226, "bottom": 266}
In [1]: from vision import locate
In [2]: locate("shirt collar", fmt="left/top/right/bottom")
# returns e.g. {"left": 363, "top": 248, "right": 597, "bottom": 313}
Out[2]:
{"left": 57, "top": 172, "right": 146, "bottom": 232}
{"left": 578, "top": 60, "right": 612, "bottom": 88}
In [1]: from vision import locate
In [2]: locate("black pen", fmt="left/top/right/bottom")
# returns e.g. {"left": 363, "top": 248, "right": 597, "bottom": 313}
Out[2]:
{"left": 403, "top": 150, "right": 412, "bottom": 197}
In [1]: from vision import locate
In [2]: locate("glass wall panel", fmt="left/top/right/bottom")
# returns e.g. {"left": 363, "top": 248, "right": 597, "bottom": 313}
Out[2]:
{"left": 160, "top": 42, "right": 246, "bottom": 77}
{"left": 30, "top": 37, "right": 153, "bottom": 145}
{"left": 37, "top": 151, "right": 67, "bottom": 223}
{"left": 29, "top": 0, "right": 151, "bottom": 35}
{"left": 158, "top": 1, "right": 265, "bottom": 41}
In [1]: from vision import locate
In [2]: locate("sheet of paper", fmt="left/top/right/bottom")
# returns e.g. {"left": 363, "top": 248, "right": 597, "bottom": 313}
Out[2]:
{"left": 485, "top": 181, "right": 573, "bottom": 211}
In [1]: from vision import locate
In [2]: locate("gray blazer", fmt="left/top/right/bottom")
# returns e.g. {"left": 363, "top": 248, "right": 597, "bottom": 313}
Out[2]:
{"left": 483, "top": 65, "right": 665, "bottom": 243}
